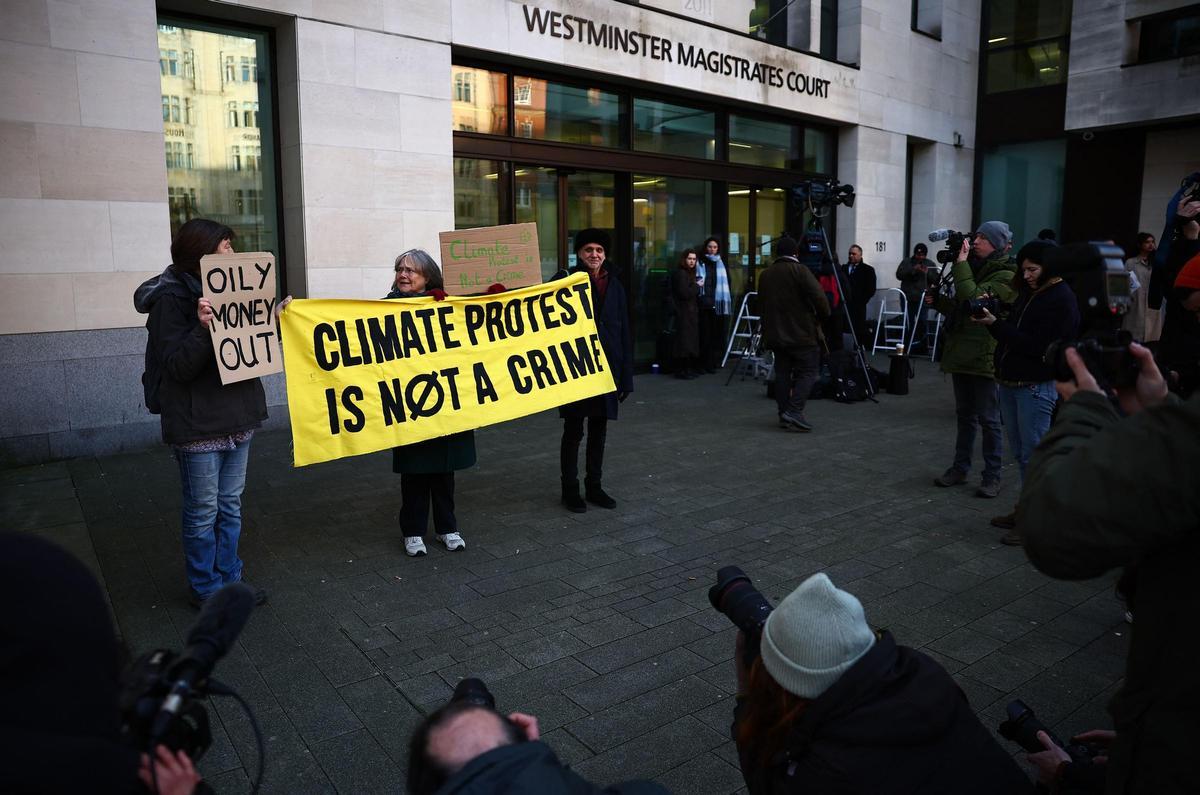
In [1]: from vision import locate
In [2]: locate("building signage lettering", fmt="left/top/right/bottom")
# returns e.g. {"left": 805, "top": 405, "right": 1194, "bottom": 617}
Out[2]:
{"left": 521, "top": 4, "right": 832, "bottom": 98}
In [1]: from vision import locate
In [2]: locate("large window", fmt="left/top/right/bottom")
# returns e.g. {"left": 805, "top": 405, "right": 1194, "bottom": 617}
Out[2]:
{"left": 452, "top": 67, "right": 507, "bottom": 134}
{"left": 984, "top": 0, "right": 1071, "bottom": 93}
{"left": 512, "top": 76, "right": 622, "bottom": 148}
{"left": 633, "top": 98, "right": 716, "bottom": 159}
{"left": 912, "top": 0, "right": 943, "bottom": 39}
{"left": 1137, "top": 6, "right": 1200, "bottom": 64}
{"left": 729, "top": 115, "right": 798, "bottom": 169}
{"left": 980, "top": 139, "right": 1066, "bottom": 250}
{"left": 158, "top": 19, "right": 279, "bottom": 256}
{"left": 453, "top": 158, "right": 507, "bottom": 230}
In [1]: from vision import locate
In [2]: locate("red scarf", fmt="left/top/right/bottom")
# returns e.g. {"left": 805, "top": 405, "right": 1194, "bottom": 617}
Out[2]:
{"left": 590, "top": 267, "right": 609, "bottom": 305}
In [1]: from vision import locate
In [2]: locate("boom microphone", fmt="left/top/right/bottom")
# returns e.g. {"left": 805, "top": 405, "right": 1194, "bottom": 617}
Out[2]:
{"left": 928, "top": 229, "right": 954, "bottom": 242}
{"left": 150, "top": 582, "right": 256, "bottom": 739}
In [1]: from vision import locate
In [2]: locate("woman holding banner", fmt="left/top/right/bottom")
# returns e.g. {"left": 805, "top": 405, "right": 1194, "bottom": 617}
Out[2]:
{"left": 134, "top": 218, "right": 270, "bottom": 608}
{"left": 385, "top": 249, "right": 474, "bottom": 557}
{"left": 555, "top": 229, "right": 634, "bottom": 513}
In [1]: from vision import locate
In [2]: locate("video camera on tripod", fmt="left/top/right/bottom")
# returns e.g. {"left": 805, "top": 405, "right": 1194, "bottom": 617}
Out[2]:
{"left": 120, "top": 582, "right": 266, "bottom": 793}
{"left": 791, "top": 178, "right": 856, "bottom": 214}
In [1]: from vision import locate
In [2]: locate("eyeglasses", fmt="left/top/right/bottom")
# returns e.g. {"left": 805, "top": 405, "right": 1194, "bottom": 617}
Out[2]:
{"left": 395, "top": 266, "right": 421, "bottom": 276}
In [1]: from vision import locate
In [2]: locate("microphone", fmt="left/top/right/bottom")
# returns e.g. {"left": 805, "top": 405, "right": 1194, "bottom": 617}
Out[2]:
{"left": 150, "top": 582, "right": 256, "bottom": 739}
{"left": 928, "top": 229, "right": 954, "bottom": 242}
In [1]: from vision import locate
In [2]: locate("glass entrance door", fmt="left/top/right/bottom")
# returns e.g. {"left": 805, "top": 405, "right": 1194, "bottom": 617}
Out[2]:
{"left": 514, "top": 167, "right": 616, "bottom": 280}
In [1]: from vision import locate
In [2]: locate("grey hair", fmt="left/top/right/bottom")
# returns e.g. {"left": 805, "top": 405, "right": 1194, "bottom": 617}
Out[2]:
{"left": 393, "top": 248, "right": 444, "bottom": 290}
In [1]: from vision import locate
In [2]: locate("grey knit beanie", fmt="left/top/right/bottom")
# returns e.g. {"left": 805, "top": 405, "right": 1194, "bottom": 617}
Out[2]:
{"left": 760, "top": 573, "right": 876, "bottom": 699}
{"left": 975, "top": 221, "right": 1013, "bottom": 252}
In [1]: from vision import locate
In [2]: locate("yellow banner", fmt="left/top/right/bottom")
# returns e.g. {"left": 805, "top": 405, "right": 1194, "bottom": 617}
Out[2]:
{"left": 279, "top": 273, "right": 614, "bottom": 466}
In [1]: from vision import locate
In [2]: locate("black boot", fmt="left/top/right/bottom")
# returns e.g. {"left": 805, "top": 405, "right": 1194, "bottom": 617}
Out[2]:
{"left": 585, "top": 483, "right": 616, "bottom": 509}
{"left": 562, "top": 479, "right": 587, "bottom": 513}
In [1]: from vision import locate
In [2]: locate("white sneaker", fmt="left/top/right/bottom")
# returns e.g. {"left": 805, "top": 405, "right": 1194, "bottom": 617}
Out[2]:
{"left": 404, "top": 537, "right": 427, "bottom": 557}
{"left": 436, "top": 532, "right": 466, "bottom": 551}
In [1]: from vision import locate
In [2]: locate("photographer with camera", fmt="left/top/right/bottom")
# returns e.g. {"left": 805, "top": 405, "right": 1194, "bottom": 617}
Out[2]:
{"left": 926, "top": 222, "right": 1018, "bottom": 498}
{"left": 1153, "top": 196, "right": 1200, "bottom": 396}
{"left": 1019, "top": 284, "right": 1200, "bottom": 793}
{"left": 714, "top": 569, "right": 1031, "bottom": 794}
{"left": 407, "top": 678, "right": 667, "bottom": 794}
{"left": 0, "top": 533, "right": 206, "bottom": 795}
{"left": 969, "top": 239, "right": 1080, "bottom": 542}
{"left": 897, "top": 243, "right": 939, "bottom": 351}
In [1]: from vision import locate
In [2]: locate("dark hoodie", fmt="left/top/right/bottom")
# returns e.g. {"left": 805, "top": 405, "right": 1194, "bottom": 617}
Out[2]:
{"left": 0, "top": 534, "right": 140, "bottom": 793}
{"left": 135, "top": 266, "right": 267, "bottom": 444}
{"left": 733, "top": 632, "right": 1032, "bottom": 795}
{"left": 988, "top": 277, "right": 1080, "bottom": 383}
{"left": 436, "top": 740, "right": 667, "bottom": 795}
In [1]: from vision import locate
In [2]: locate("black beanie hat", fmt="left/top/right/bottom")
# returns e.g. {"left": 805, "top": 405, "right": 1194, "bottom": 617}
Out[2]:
{"left": 574, "top": 228, "right": 612, "bottom": 254}
{"left": 1016, "top": 239, "right": 1056, "bottom": 267}
{"left": 776, "top": 236, "right": 799, "bottom": 258}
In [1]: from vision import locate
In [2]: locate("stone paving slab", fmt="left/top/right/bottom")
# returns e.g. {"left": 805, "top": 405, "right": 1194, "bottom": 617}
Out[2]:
{"left": 3, "top": 356, "right": 1128, "bottom": 793}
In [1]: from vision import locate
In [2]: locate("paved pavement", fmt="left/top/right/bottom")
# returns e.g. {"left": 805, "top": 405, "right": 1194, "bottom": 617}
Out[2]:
{"left": 2, "top": 355, "right": 1128, "bottom": 793}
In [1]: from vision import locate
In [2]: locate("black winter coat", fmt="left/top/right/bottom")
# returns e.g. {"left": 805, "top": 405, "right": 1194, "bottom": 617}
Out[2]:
{"left": 437, "top": 741, "right": 667, "bottom": 794}
{"left": 554, "top": 264, "right": 634, "bottom": 420}
{"left": 670, "top": 266, "right": 700, "bottom": 358}
{"left": 989, "top": 278, "right": 1080, "bottom": 383}
{"left": 733, "top": 632, "right": 1032, "bottom": 795}
{"left": 757, "top": 256, "right": 831, "bottom": 351}
{"left": 135, "top": 266, "right": 268, "bottom": 445}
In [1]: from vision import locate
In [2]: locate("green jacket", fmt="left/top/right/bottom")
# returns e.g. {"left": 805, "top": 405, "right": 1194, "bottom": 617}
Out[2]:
{"left": 1020, "top": 391, "right": 1200, "bottom": 795}
{"left": 930, "top": 255, "right": 1017, "bottom": 377}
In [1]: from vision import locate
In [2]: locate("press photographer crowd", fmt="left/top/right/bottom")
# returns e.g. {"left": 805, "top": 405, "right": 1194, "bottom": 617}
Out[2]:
{"left": 4, "top": 171, "right": 1200, "bottom": 795}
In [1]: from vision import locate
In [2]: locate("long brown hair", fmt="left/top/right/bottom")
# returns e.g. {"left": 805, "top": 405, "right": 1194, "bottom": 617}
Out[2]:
{"left": 737, "top": 656, "right": 812, "bottom": 767}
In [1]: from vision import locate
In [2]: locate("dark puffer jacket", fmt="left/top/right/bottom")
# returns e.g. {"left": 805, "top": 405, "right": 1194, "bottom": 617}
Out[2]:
{"left": 732, "top": 632, "right": 1032, "bottom": 795}
{"left": 989, "top": 278, "right": 1080, "bottom": 383}
{"left": 437, "top": 741, "right": 668, "bottom": 795}
{"left": 135, "top": 265, "right": 267, "bottom": 445}
{"left": 757, "top": 256, "right": 831, "bottom": 351}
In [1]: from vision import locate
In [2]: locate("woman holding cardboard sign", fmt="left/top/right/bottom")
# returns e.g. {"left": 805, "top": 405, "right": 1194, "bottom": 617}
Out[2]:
{"left": 134, "top": 218, "right": 271, "bottom": 609}
{"left": 385, "top": 249, "right": 478, "bottom": 557}
{"left": 554, "top": 229, "right": 635, "bottom": 513}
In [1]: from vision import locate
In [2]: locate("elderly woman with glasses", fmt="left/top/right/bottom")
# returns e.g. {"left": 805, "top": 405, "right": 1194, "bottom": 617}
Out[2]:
{"left": 384, "top": 249, "right": 474, "bottom": 557}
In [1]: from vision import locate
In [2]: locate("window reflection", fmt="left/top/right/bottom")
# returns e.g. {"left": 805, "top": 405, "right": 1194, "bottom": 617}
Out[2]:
{"left": 633, "top": 98, "right": 716, "bottom": 159}
{"left": 514, "top": 167, "right": 560, "bottom": 279}
{"left": 513, "top": 76, "right": 621, "bottom": 148}
{"left": 158, "top": 21, "right": 277, "bottom": 255}
{"left": 451, "top": 67, "right": 508, "bottom": 134}
{"left": 730, "top": 115, "right": 799, "bottom": 169}
{"left": 453, "top": 158, "right": 506, "bottom": 230}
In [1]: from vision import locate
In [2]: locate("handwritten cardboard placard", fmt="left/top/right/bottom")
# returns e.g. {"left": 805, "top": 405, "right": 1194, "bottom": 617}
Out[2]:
{"left": 200, "top": 252, "right": 283, "bottom": 385}
{"left": 439, "top": 223, "right": 541, "bottom": 295}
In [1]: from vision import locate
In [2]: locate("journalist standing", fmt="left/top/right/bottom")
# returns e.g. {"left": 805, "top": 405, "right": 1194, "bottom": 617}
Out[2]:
{"left": 970, "top": 240, "right": 1079, "bottom": 542}
{"left": 1020, "top": 328, "right": 1199, "bottom": 795}
{"left": 555, "top": 229, "right": 633, "bottom": 513}
{"left": 896, "top": 243, "right": 939, "bottom": 350}
{"left": 927, "top": 222, "right": 1018, "bottom": 498}
{"left": 670, "top": 248, "right": 702, "bottom": 379}
{"left": 698, "top": 237, "right": 733, "bottom": 372}
{"left": 134, "top": 219, "right": 270, "bottom": 608}
{"left": 844, "top": 244, "right": 876, "bottom": 347}
{"left": 758, "top": 236, "right": 830, "bottom": 432}
{"left": 730, "top": 573, "right": 1032, "bottom": 794}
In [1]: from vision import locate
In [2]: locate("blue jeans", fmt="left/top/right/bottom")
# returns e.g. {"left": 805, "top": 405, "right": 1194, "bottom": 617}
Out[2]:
{"left": 998, "top": 381, "right": 1057, "bottom": 481}
{"left": 951, "top": 373, "right": 1003, "bottom": 482}
{"left": 175, "top": 439, "right": 251, "bottom": 598}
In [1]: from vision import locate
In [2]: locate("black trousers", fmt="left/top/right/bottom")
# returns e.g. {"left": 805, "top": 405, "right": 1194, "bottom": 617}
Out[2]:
{"left": 698, "top": 308, "right": 728, "bottom": 370}
{"left": 399, "top": 472, "right": 456, "bottom": 538}
{"left": 561, "top": 416, "right": 607, "bottom": 487}
{"left": 773, "top": 346, "right": 821, "bottom": 416}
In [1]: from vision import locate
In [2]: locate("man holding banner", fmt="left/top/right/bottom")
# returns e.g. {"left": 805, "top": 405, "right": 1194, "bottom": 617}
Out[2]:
{"left": 555, "top": 229, "right": 634, "bottom": 513}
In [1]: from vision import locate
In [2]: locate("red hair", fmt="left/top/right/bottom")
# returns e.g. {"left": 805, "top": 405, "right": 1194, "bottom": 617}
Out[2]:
{"left": 737, "top": 656, "right": 812, "bottom": 767}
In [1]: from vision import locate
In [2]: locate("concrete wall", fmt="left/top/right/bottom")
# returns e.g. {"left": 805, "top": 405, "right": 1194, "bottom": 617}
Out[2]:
{"left": 1065, "top": 0, "right": 1200, "bottom": 131}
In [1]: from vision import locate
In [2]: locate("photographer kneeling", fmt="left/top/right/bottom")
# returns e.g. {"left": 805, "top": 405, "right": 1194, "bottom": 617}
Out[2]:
{"left": 1020, "top": 258, "right": 1200, "bottom": 794}
{"left": 730, "top": 573, "right": 1031, "bottom": 794}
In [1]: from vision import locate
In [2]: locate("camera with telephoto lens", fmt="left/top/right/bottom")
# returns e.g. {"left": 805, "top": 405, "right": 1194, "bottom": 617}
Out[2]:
{"left": 998, "top": 699, "right": 1104, "bottom": 763}
{"left": 1038, "top": 242, "right": 1157, "bottom": 389}
{"left": 450, "top": 677, "right": 497, "bottom": 709}
{"left": 791, "top": 179, "right": 855, "bottom": 210}
{"left": 936, "top": 230, "right": 974, "bottom": 264}
{"left": 708, "top": 566, "right": 774, "bottom": 668}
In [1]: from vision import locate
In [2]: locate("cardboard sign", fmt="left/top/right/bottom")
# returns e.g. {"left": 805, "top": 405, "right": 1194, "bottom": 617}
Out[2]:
{"left": 439, "top": 223, "right": 541, "bottom": 295}
{"left": 200, "top": 252, "right": 283, "bottom": 384}
{"left": 279, "top": 273, "right": 614, "bottom": 467}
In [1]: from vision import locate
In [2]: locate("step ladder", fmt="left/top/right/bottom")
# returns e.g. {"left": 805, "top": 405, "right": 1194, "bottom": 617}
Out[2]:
{"left": 721, "top": 292, "right": 772, "bottom": 382}
{"left": 872, "top": 288, "right": 908, "bottom": 354}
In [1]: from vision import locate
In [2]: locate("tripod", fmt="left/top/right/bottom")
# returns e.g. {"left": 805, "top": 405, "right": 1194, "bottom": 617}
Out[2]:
{"left": 801, "top": 216, "right": 878, "bottom": 402}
